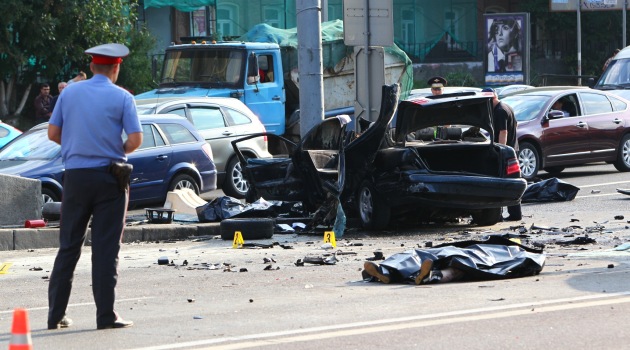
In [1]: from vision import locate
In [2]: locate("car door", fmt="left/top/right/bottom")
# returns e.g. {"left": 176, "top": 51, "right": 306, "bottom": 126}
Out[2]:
{"left": 184, "top": 104, "right": 232, "bottom": 174}
{"left": 579, "top": 91, "right": 627, "bottom": 162}
{"left": 243, "top": 52, "right": 285, "bottom": 135}
{"left": 540, "top": 93, "right": 591, "bottom": 165}
{"left": 127, "top": 123, "right": 173, "bottom": 202}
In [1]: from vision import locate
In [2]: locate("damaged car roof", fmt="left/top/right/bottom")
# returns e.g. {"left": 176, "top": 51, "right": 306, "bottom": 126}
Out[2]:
{"left": 395, "top": 92, "right": 495, "bottom": 143}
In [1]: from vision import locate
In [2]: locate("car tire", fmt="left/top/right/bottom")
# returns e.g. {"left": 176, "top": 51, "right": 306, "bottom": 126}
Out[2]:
{"left": 223, "top": 157, "right": 248, "bottom": 199}
{"left": 613, "top": 134, "right": 630, "bottom": 172}
{"left": 357, "top": 181, "right": 390, "bottom": 230}
{"left": 220, "top": 218, "right": 274, "bottom": 240}
{"left": 168, "top": 174, "right": 200, "bottom": 195}
{"left": 543, "top": 166, "right": 565, "bottom": 175}
{"left": 518, "top": 142, "right": 540, "bottom": 180}
{"left": 42, "top": 187, "right": 60, "bottom": 204}
{"left": 471, "top": 208, "right": 501, "bottom": 226}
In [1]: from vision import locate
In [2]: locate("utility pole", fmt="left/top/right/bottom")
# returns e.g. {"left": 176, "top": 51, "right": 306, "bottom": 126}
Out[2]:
{"left": 577, "top": 0, "right": 582, "bottom": 86}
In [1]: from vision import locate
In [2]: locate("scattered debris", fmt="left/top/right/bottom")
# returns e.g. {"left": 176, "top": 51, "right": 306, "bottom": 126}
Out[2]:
{"left": 591, "top": 189, "right": 601, "bottom": 194}
{"left": 193, "top": 316, "right": 203, "bottom": 320}
{"left": 614, "top": 243, "right": 630, "bottom": 251}
{"left": 366, "top": 251, "right": 385, "bottom": 261}
{"left": 556, "top": 236, "right": 596, "bottom": 245}
{"left": 157, "top": 256, "right": 169, "bottom": 265}
{"left": 28, "top": 267, "right": 43, "bottom": 271}
{"left": 614, "top": 215, "right": 625, "bottom": 220}
{"left": 239, "top": 268, "right": 248, "bottom": 272}
{"left": 187, "top": 298, "right": 195, "bottom": 303}
{"left": 616, "top": 188, "right": 630, "bottom": 196}
{"left": 301, "top": 254, "right": 338, "bottom": 265}
{"left": 608, "top": 264, "right": 615, "bottom": 268}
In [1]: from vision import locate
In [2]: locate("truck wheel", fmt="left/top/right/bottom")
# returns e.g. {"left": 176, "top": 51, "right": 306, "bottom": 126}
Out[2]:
{"left": 223, "top": 157, "right": 248, "bottom": 199}
{"left": 518, "top": 143, "right": 539, "bottom": 180}
{"left": 471, "top": 208, "right": 501, "bottom": 226}
{"left": 358, "top": 181, "right": 390, "bottom": 230}
{"left": 168, "top": 174, "right": 200, "bottom": 195}
{"left": 220, "top": 218, "right": 274, "bottom": 240}
{"left": 614, "top": 134, "right": 630, "bottom": 172}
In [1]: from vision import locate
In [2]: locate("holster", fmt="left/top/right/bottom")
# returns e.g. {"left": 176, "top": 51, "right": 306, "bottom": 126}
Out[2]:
{"left": 108, "top": 162, "right": 133, "bottom": 193}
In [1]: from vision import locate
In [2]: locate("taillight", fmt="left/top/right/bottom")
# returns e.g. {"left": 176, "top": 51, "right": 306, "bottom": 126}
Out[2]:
{"left": 202, "top": 143, "right": 213, "bottom": 160}
{"left": 506, "top": 158, "right": 521, "bottom": 176}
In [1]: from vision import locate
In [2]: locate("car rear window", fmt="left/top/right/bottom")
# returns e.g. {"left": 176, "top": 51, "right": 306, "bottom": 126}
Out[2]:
{"left": 581, "top": 92, "right": 613, "bottom": 115}
{"left": 225, "top": 108, "right": 252, "bottom": 125}
{"left": 189, "top": 107, "right": 226, "bottom": 130}
{"left": 609, "top": 95, "right": 628, "bottom": 112}
{"left": 158, "top": 123, "right": 198, "bottom": 144}
{"left": 139, "top": 124, "right": 166, "bottom": 149}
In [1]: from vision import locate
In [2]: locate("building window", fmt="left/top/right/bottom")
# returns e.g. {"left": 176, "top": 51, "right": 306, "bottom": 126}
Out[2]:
{"left": 217, "top": 4, "right": 238, "bottom": 38}
{"left": 263, "top": 6, "right": 283, "bottom": 28}
{"left": 401, "top": 8, "right": 414, "bottom": 45}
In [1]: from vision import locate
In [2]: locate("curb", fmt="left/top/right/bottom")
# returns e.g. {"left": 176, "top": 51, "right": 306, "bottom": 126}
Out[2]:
{"left": 0, "top": 223, "right": 222, "bottom": 251}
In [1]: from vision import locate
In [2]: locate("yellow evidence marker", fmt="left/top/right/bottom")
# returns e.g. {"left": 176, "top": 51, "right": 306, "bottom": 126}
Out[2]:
{"left": 324, "top": 231, "right": 337, "bottom": 248}
{"left": 232, "top": 231, "right": 244, "bottom": 249}
{"left": 0, "top": 262, "right": 13, "bottom": 274}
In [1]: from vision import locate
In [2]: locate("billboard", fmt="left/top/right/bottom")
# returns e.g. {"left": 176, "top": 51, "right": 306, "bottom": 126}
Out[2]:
{"left": 484, "top": 13, "right": 530, "bottom": 86}
{"left": 550, "top": 0, "right": 629, "bottom": 11}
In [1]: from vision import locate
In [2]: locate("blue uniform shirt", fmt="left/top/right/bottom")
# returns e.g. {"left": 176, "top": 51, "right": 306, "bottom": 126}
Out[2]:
{"left": 49, "top": 74, "right": 142, "bottom": 169}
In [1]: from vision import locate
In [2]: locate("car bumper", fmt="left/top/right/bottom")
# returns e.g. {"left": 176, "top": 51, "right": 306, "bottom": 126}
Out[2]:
{"left": 200, "top": 169, "right": 218, "bottom": 192}
{"left": 378, "top": 173, "right": 527, "bottom": 209}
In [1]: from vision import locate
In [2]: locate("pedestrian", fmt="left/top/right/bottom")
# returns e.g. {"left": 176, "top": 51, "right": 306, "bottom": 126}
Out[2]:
{"left": 47, "top": 43, "right": 143, "bottom": 330}
{"left": 481, "top": 87, "right": 522, "bottom": 221}
{"left": 67, "top": 71, "right": 87, "bottom": 85}
{"left": 427, "top": 76, "right": 446, "bottom": 95}
{"left": 49, "top": 82, "right": 68, "bottom": 113}
{"left": 34, "top": 83, "right": 53, "bottom": 123}
{"left": 602, "top": 48, "right": 620, "bottom": 72}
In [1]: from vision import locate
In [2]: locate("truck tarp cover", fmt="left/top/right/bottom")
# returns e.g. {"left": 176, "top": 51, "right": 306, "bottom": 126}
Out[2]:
{"left": 239, "top": 19, "right": 414, "bottom": 99}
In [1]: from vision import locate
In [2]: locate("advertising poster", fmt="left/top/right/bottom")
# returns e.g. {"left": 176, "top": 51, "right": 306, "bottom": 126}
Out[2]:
{"left": 484, "top": 13, "right": 530, "bottom": 86}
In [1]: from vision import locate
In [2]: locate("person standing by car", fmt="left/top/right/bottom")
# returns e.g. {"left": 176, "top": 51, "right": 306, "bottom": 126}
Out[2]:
{"left": 47, "top": 43, "right": 142, "bottom": 330}
{"left": 49, "top": 81, "right": 67, "bottom": 113}
{"left": 34, "top": 83, "right": 53, "bottom": 123}
{"left": 482, "top": 87, "right": 522, "bottom": 221}
{"left": 427, "top": 76, "right": 446, "bottom": 95}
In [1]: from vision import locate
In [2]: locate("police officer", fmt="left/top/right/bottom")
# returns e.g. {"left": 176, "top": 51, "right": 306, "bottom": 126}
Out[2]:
{"left": 427, "top": 76, "right": 447, "bottom": 96}
{"left": 47, "top": 43, "right": 143, "bottom": 330}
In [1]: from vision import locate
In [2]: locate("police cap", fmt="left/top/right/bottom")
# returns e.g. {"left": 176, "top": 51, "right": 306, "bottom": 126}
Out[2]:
{"left": 85, "top": 43, "right": 129, "bottom": 65}
{"left": 427, "top": 76, "right": 447, "bottom": 89}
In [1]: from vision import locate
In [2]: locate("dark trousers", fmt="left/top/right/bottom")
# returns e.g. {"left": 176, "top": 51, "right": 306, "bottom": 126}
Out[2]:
{"left": 48, "top": 167, "right": 128, "bottom": 327}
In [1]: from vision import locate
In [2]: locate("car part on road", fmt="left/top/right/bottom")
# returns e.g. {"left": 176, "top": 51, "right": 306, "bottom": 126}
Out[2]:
{"left": 220, "top": 217, "right": 274, "bottom": 240}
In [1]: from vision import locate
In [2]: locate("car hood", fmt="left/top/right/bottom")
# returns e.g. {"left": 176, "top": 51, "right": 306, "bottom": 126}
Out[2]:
{"left": 394, "top": 93, "right": 495, "bottom": 143}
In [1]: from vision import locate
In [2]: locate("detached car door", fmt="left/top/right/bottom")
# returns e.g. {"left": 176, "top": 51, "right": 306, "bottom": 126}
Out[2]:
{"left": 127, "top": 123, "right": 172, "bottom": 202}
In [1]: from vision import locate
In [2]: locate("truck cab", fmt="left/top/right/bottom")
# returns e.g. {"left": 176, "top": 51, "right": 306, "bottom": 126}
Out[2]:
{"left": 135, "top": 41, "right": 286, "bottom": 135}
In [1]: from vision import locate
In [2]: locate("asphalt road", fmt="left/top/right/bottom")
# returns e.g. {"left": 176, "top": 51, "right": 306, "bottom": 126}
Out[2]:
{"left": 2, "top": 162, "right": 630, "bottom": 349}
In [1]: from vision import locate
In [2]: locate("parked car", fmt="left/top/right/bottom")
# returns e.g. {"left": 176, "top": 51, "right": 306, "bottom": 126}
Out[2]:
{"left": 232, "top": 85, "right": 527, "bottom": 229}
{"left": 0, "top": 121, "right": 21, "bottom": 148}
{"left": 495, "top": 84, "right": 534, "bottom": 98}
{"left": 135, "top": 97, "right": 271, "bottom": 198}
{"left": 502, "top": 87, "right": 630, "bottom": 180}
{"left": 0, "top": 115, "right": 217, "bottom": 205}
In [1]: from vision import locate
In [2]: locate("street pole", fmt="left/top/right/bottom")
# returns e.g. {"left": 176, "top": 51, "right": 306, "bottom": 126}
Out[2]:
{"left": 296, "top": 0, "right": 324, "bottom": 138}
{"left": 624, "top": 0, "right": 627, "bottom": 47}
{"left": 577, "top": 0, "right": 582, "bottom": 86}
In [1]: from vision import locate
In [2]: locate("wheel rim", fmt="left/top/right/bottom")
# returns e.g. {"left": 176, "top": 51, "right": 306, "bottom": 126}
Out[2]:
{"left": 518, "top": 148, "right": 537, "bottom": 178}
{"left": 42, "top": 194, "right": 54, "bottom": 204}
{"left": 359, "top": 187, "right": 374, "bottom": 224}
{"left": 231, "top": 162, "right": 249, "bottom": 194}
{"left": 623, "top": 137, "right": 630, "bottom": 166}
{"left": 175, "top": 179, "right": 195, "bottom": 191}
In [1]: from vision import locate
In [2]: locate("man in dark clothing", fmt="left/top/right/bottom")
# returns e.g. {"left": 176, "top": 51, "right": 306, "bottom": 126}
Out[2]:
{"left": 34, "top": 83, "right": 53, "bottom": 123}
{"left": 482, "top": 87, "right": 522, "bottom": 221}
{"left": 49, "top": 82, "right": 67, "bottom": 113}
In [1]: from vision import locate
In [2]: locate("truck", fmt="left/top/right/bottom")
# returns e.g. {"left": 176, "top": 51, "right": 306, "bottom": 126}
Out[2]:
{"left": 135, "top": 20, "right": 413, "bottom": 142}
{"left": 592, "top": 45, "right": 630, "bottom": 100}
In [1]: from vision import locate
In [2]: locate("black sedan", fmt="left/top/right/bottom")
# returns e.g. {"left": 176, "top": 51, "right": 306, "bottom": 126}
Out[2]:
{"left": 232, "top": 85, "right": 527, "bottom": 230}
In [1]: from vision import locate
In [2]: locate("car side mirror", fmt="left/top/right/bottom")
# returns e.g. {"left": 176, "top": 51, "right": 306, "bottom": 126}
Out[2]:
{"left": 247, "top": 52, "right": 260, "bottom": 85}
{"left": 547, "top": 110, "right": 565, "bottom": 119}
{"left": 587, "top": 77, "right": 596, "bottom": 88}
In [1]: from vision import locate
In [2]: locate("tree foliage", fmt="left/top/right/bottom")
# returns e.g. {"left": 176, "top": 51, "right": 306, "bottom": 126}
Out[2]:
{"left": 0, "top": 0, "right": 155, "bottom": 122}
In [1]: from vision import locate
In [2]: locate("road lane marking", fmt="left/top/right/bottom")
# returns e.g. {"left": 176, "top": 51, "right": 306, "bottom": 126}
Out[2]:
{"left": 577, "top": 180, "right": 630, "bottom": 188}
{"left": 0, "top": 297, "right": 153, "bottom": 315}
{"left": 128, "top": 292, "right": 630, "bottom": 350}
{"left": 576, "top": 193, "right": 621, "bottom": 199}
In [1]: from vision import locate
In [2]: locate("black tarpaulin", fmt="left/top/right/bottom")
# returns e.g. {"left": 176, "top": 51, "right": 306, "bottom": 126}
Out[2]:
{"left": 521, "top": 177, "right": 580, "bottom": 203}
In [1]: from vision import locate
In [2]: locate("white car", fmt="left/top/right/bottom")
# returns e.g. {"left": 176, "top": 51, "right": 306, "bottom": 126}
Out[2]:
{"left": 136, "top": 97, "right": 271, "bottom": 198}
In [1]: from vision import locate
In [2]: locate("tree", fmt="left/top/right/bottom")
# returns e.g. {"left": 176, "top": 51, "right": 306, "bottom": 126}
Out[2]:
{"left": 0, "top": 0, "right": 155, "bottom": 124}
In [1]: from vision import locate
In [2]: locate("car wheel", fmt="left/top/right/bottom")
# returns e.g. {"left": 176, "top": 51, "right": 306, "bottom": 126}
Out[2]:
{"left": 358, "top": 181, "right": 390, "bottom": 230}
{"left": 518, "top": 143, "right": 539, "bottom": 180}
{"left": 471, "top": 208, "right": 501, "bottom": 226}
{"left": 168, "top": 174, "right": 200, "bottom": 195}
{"left": 614, "top": 134, "right": 630, "bottom": 172}
{"left": 543, "top": 166, "right": 565, "bottom": 175}
{"left": 42, "top": 187, "right": 60, "bottom": 204}
{"left": 220, "top": 218, "right": 274, "bottom": 240}
{"left": 223, "top": 157, "right": 248, "bottom": 199}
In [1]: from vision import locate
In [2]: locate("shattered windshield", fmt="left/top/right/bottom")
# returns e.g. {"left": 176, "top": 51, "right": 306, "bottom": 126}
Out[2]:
{"left": 161, "top": 48, "right": 246, "bottom": 87}
{"left": 0, "top": 129, "right": 60, "bottom": 160}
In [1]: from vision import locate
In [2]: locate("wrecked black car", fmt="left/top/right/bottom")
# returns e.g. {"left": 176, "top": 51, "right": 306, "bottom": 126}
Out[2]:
{"left": 231, "top": 84, "right": 527, "bottom": 230}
